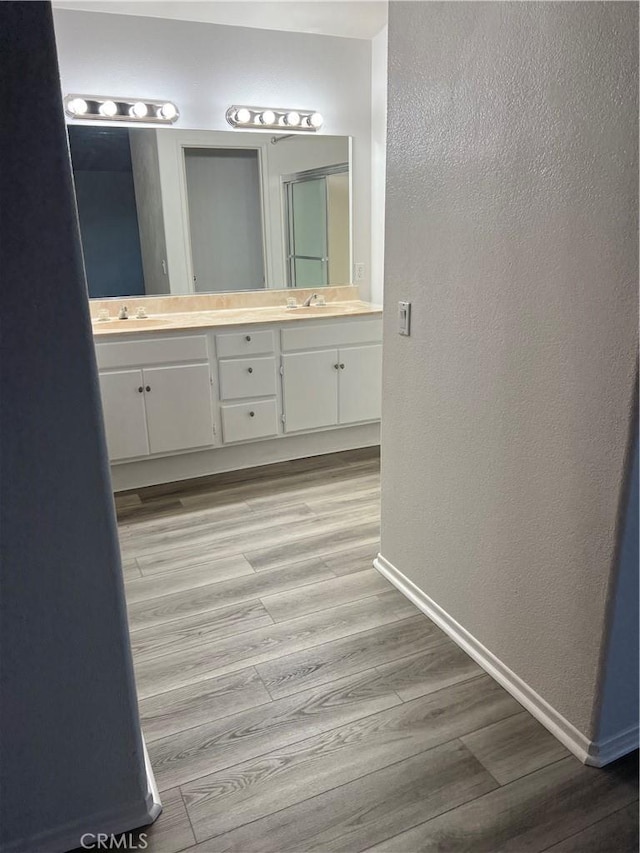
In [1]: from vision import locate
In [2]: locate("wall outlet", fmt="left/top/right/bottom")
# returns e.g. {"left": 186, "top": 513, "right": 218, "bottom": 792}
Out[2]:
{"left": 354, "top": 262, "right": 365, "bottom": 281}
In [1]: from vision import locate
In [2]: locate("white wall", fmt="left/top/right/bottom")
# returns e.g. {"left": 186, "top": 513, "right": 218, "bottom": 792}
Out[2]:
{"left": 52, "top": 8, "right": 374, "bottom": 299}
{"left": 381, "top": 0, "right": 638, "bottom": 746}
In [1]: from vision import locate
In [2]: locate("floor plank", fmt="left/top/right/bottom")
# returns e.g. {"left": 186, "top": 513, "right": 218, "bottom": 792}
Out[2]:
{"left": 124, "top": 503, "right": 316, "bottom": 561}
{"left": 461, "top": 711, "right": 570, "bottom": 785}
{"left": 135, "top": 594, "right": 417, "bottom": 699}
{"left": 260, "top": 568, "right": 390, "bottom": 622}
{"left": 128, "top": 557, "right": 334, "bottom": 630}
{"left": 149, "top": 666, "right": 402, "bottom": 790}
{"left": 124, "top": 554, "right": 255, "bottom": 604}
{"left": 245, "top": 520, "right": 380, "bottom": 572}
{"left": 139, "top": 667, "right": 271, "bottom": 742}
{"left": 543, "top": 802, "right": 639, "bottom": 852}
{"left": 134, "top": 508, "right": 376, "bottom": 574}
{"left": 375, "top": 644, "right": 485, "bottom": 702}
{"left": 181, "top": 676, "right": 521, "bottom": 841}
{"left": 130, "top": 600, "right": 274, "bottom": 664}
{"left": 195, "top": 740, "right": 497, "bottom": 853}
{"left": 322, "top": 542, "right": 381, "bottom": 576}
{"left": 365, "top": 753, "right": 639, "bottom": 853}
{"left": 120, "top": 556, "right": 142, "bottom": 580}
{"left": 256, "top": 614, "right": 448, "bottom": 700}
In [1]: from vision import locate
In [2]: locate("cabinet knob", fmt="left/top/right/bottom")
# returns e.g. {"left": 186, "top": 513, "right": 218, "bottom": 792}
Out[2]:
{"left": 334, "top": 363, "right": 340, "bottom": 370}
{"left": 138, "top": 386, "right": 144, "bottom": 393}
{"left": 245, "top": 335, "right": 252, "bottom": 342}
{"left": 249, "top": 410, "right": 255, "bottom": 417}
{"left": 247, "top": 367, "right": 253, "bottom": 374}
{"left": 340, "top": 363, "right": 345, "bottom": 370}
{"left": 145, "top": 386, "right": 151, "bottom": 392}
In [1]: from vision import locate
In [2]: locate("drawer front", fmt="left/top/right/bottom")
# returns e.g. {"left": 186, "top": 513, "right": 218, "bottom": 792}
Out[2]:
{"left": 95, "top": 335, "right": 208, "bottom": 369}
{"left": 280, "top": 320, "right": 382, "bottom": 352}
{"left": 219, "top": 356, "right": 278, "bottom": 401}
{"left": 220, "top": 399, "right": 279, "bottom": 444}
{"left": 216, "top": 330, "right": 275, "bottom": 359}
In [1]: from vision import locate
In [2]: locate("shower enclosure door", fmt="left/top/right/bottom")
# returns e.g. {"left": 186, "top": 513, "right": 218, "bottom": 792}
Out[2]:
{"left": 285, "top": 176, "right": 328, "bottom": 288}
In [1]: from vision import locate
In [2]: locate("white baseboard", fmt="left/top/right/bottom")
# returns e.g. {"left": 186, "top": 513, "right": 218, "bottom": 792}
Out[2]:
{"left": 2, "top": 740, "right": 161, "bottom": 853}
{"left": 374, "top": 553, "right": 638, "bottom": 768}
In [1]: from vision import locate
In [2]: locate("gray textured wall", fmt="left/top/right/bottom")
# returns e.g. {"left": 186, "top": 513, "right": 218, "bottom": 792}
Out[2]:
{"left": 0, "top": 3, "right": 153, "bottom": 850}
{"left": 381, "top": 1, "right": 638, "bottom": 738}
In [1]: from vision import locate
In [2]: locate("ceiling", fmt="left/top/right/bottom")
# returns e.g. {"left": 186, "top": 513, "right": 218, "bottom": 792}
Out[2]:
{"left": 52, "top": 1, "right": 388, "bottom": 39}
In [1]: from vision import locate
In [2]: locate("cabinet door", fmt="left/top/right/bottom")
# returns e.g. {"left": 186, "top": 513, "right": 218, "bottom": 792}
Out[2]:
{"left": 143, "top": 363, "right": 214, "bottom": 455}
{"left": 98, "top": 369, "right": 149, "bottom": 461}
{"left": 338, "top": 344, "right": 383, "bottom": 424}
{"left": 282, "top": 350, "right": 338, "bottom": 432}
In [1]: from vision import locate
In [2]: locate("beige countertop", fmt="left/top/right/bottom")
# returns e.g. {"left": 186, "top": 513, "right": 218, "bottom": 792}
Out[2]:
{"left": 92, "top": 300, "right": 382, "bottom": 336}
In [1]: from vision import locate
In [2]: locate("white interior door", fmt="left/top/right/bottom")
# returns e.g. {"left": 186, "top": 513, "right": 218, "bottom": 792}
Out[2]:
{"left": 338, "top": 344, "right": 383, "bottom": 424}
{"left": 98, "top": 369, "right": 149, "bottom": 461}
{"left": 184, "top": 148, "right": 265, "bottom": 292}
{"left": 282, "top": 350, "right": 338, "bottom": 432}
{"left": 143, "top": 363, "right": 214, "bottom": 454}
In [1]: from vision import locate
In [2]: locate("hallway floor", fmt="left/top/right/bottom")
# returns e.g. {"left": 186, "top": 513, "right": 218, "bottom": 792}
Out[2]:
{"left": 116, "top": 449, "right": 638, "bottom": 853}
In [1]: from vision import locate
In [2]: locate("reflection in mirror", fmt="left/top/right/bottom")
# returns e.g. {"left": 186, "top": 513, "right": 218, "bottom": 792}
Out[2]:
{"left": 67, "top": 126, "right": 351, "bottom": 299}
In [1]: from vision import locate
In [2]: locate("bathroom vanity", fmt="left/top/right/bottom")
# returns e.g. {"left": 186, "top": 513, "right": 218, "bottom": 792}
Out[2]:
{"left": 71, "top": 125, "right": 382, "bottom": 490}
{"left": 92, "top": 287, "right": 382, "bottom": 490}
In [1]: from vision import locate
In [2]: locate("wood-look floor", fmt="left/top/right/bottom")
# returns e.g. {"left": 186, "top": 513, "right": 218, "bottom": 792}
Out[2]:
{"left": 115, "top": 449, "right": 638, "bottom": 853}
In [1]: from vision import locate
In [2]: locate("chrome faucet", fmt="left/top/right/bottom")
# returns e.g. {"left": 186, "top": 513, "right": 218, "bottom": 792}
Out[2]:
{"left": 301, "top": 293, "right": 318, "bottom": 307}
{"left": 118, "top": 305, "right": 129, "bottom": 320}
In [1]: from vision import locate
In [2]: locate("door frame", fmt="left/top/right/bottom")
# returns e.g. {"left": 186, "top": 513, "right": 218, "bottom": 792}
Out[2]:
{"left": 156, "top": 130, "right": 274, "bottom": 294}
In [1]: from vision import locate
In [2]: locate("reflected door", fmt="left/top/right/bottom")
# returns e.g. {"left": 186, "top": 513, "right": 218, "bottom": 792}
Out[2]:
{"left": 286, "top": 177, "right": 328, "bottom": 288}
{"left": 184, "top": 148, "right": 266, "bottom": 292}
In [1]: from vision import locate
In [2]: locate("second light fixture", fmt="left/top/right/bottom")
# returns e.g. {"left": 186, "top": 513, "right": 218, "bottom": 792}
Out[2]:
{"left": 226, "top": 106, "right": 323, "bottom": 131}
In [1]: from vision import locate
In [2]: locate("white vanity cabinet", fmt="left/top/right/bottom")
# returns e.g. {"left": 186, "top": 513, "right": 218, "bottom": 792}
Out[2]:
{"left": 94, "top": 314, "right": 382, "bottom": 469}
{"left": 95, "top": 335, "right": 215, "bottom": 461}
{"left": 280, "top": 319, "right": 383, "bottom": 433}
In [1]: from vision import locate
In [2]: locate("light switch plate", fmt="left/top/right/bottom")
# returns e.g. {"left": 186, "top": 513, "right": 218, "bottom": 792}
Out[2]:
{"left": 398, "top": 301, "right": 411, "bottom": 336}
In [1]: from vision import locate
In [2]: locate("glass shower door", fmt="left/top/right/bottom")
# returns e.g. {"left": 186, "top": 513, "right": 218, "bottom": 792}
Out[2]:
{"left": 286, "top": 177, "right": 328, "bottom": 288}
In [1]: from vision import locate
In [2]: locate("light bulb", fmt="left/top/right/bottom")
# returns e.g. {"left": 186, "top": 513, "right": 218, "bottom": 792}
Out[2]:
{"left": 259, "top": 110, "right": 276, "bottom": 125}
{"left": 235, "top": 108, "right": 251, "bottom": 124}
{"left": 99, "top": 100, "right": 118, "bottom": 117}
{"left": 285, "top": 111, "right": 301, "bottom": 127}
{"left": 309, "top": 112, "right": 323, "bottom": 128}
{"left": 130, "top": 101, "right": 148, "bottom": 118}
{"left": 67, "top": 98, "right": 89, "bottom": 116}
{"left": 159, "top": 102, "right": 177, "bottom": 120}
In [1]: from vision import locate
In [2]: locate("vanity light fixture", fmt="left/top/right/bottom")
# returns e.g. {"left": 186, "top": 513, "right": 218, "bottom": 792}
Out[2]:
{"left": 64, "top": 94, "right": 180, "bottom": 124}
{"left": 225, "top": 105, "right": 324, "bottom": 132}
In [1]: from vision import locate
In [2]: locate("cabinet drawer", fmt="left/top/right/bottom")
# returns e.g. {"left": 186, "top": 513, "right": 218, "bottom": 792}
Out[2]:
{"left": 280, "top": 320, "right": 382, "bottom": 352}
{"left": 219, "top": 357, "right": 277, "bottom": 401}
{"left": 220, "top": 400, "right": 279, "bottom": 443}
{"left": 95, "top": 335, "right": 208, "bottom": 369}
{"left": 216, "top": 330, "right": 274, "bottom": 359}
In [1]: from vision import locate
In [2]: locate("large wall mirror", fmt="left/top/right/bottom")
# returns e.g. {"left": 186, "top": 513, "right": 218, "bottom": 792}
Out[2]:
{"left": 67, "top": 126, "right": 352, "bottom": 299}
